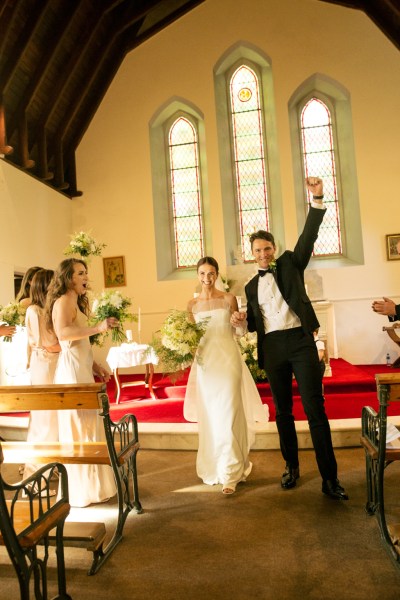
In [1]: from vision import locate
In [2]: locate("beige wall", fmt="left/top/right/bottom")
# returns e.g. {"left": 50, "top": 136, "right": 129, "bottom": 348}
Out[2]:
{"left": 2, "top": 0, "right": 399, "bottom": 367}
{"left": 0, "top": 159, "right": 72, "bottom": 302}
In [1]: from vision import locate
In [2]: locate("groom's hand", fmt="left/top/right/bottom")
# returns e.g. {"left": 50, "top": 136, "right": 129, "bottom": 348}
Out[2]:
{"left": 230, "top": 311, "right": 246, "bottom": 327}
{"left": 305, "top": 176, "right": 323, "bottom": 199}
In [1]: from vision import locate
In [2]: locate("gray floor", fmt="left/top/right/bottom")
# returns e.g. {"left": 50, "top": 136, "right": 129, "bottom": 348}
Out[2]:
{"left": 1, "top": 447, "right": 400, "bottom": 600}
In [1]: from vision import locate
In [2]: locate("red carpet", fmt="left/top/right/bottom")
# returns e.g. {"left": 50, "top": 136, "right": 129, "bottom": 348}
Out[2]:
{"left": 106, "top": 359, "right": 400, "bottom": 423}
{"left": 2, "top": 360, "right": 399, "bottom": 425}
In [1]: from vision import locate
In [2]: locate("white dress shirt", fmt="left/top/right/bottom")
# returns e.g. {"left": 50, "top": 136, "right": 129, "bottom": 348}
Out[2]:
{"left": 258, "top": 273, "right": 301, "bottom": 333}
{"left": 257, "top": 199, "right": 324, "bottom": 334}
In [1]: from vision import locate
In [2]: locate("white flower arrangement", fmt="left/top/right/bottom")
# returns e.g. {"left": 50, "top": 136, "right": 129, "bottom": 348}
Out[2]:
{"left": 237, "top": 331, "right": 267, "bottom": 382}
{"left": 0, "top": 302, "right": 26, "bottom": 341}
{"left": 151, "top": 309, "right": 209, "bottom": 376}
{"left": 220, "top": 274, "right": 230, "bottom": 292}
{"left": 64, "top": 231, "right": 106, "bottom": 258}
{"left": 89, "top": 290, "right": 136, "bottom": 345}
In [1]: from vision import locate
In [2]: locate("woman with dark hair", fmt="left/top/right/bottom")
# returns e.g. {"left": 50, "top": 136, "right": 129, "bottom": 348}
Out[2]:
{"left": 184, "top": 257, "right": 268, "bottom": 495}
{"left": 45, "top": 258, "right": 118, "bottom": 507}
{"left": 26, "top": 269, "right": 60, "bottom": 382}
{"left": 16, "top": 266, "right": 43, "bottom": 308}
{"left": 24, "top": 269, "right": 60, "bottom": 482}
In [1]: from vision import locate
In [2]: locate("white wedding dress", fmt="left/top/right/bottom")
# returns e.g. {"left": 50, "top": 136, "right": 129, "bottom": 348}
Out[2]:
{"left": 54, "top": 309, "right": 116, "bottom": 507}
{"left": 184, "top": 298, "right": 269, "bottom": 490}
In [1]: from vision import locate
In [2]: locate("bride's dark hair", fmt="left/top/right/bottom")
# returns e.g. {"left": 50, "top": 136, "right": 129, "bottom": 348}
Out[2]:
{"left": 196, "top": 256, "right": 219, "bottom": 275}
{"left": 45, "top": 258, "right": 89, "bottom": 331}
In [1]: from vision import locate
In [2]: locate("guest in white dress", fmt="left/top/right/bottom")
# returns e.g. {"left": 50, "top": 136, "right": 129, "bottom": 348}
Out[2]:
{"left": 4, "top": 266, "right": 43, "bottom": 386}
{"left": 184, "top": 257, "right": 269, "bottom": 495}
{"left": 45, "top": 258, "right": 119, "bottom": 507}
{"left": 23, "top": 269, "right": 60, "bottom": 480}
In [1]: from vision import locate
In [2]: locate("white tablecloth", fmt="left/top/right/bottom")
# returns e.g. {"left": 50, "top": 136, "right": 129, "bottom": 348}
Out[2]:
{"left": 106, "top": 343, "right": 158, "bottom": 370}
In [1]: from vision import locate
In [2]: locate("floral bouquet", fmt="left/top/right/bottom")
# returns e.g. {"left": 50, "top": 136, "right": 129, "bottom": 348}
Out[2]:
{"left": 237, "top": 331, "right": 267, "bottom": 383}
{"left": 151, "top": 309, "right": 209, "bottom": 377}
{"left": 64, "top": 230, "right": 106, "bottom": 258}
{"left": 89, "top": 290, "right": 136, "bottom": 345}
{"left": 0, "top": 302, "right": 26, "bottom": 341}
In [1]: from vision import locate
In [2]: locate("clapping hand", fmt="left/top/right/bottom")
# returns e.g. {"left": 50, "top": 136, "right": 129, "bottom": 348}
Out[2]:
{"left": 372, "top": 297, "right": 397, "bottom": 317}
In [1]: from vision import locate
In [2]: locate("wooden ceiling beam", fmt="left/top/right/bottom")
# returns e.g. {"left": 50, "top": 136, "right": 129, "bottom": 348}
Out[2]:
{"left": 0, "top": 0, "right": 52, "bottom": 94}
{"left": 0, "top": 0, "right": 19, "bottom": 60}
{"left": 7, "top": 2, "right": 80, "bottom": 141}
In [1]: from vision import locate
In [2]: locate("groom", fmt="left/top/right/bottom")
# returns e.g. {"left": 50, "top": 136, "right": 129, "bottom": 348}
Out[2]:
{"left": 232, "top": 177, "right": 348, "bottom": 500}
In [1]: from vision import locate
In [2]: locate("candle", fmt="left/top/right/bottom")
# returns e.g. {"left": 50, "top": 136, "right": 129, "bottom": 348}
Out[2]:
{"left": 126, "top": 329, "right": 133, "bottom": 342}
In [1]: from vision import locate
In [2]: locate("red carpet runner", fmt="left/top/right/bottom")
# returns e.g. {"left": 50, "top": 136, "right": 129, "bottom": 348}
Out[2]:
{"left": 107, "top": 359, "right": 400, "bottom": 423}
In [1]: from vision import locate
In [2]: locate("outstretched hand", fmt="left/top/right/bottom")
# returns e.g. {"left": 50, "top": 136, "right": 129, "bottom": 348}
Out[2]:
{"left": 372, "top": 297, "right": 397, "bottom": 317}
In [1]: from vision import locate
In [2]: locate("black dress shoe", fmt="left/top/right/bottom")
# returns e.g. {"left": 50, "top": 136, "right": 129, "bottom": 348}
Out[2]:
{"left": 322, "top": 479, "right": 349, "bottom": 500}
{"left": 281, "top": 465, "right": 300, "bottom": 489}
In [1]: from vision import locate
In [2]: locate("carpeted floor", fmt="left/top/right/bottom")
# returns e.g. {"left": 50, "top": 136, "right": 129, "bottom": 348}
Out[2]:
{"left": 107, "top": 359, "right": 400, "bottom": 423}
{"left": 1, "top": 448, "right": 400, "bottom": 600}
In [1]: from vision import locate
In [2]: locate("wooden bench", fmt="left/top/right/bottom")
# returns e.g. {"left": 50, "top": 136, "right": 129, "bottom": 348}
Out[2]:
{"left": 0, "top": 444, "right": 72, "bottom": 599}
{"left": 0, "top": 382, "right": 142, "bottom": 575}
{"left": 360, "top": 372, "right": 400, "bottom": 567}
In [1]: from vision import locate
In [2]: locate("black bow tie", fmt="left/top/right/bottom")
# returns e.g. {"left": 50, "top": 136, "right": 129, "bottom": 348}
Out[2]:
{"left": 258, "top": 268, "right": 274, "bottom": 277}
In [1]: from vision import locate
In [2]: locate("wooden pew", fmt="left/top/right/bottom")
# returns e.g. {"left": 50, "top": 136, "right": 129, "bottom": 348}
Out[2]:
{"left": 360, "top": 373, "right": 400, "bottom": 566}
{"left": 0, "top": 445, "right": 72, "bottom": 599}
{"left": 0, "top": 383, "right": 142, "bottom": 575}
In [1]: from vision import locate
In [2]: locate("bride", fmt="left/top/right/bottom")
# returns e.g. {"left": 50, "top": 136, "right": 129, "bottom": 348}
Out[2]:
{"left": 184, "top": 257, "right": 268, "bottom": 495}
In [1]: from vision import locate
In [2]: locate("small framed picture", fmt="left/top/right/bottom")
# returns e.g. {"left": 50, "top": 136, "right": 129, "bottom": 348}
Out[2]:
{"left": 103, "top": 256, "right": 126, "bottom": 287}
{"left": 386, "top": 234, "right": 400, "bottom": 261}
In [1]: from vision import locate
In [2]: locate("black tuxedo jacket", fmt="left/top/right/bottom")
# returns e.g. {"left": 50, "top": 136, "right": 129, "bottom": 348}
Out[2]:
{"left": 389, "top": 305, "right": 400, "bottom": 322}
{"left": 245, "top": 206, "right": 326, "bottom": 368}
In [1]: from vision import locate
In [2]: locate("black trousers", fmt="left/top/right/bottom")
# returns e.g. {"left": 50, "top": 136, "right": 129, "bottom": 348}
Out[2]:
{"left": 262, "top": 327, "right": 337, "bottom": 481}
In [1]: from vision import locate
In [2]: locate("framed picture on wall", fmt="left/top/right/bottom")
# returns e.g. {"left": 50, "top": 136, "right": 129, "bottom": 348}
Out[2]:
{"left": 386, "top": 234, "right": 400, "bottom": 261}
{"left": 103, "top": 256, "right": 126, "bottom": 287}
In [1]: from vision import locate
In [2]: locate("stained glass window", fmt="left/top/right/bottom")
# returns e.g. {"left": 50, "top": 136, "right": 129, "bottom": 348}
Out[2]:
{"left": 168, "top": 116, "right": 203, "bottom": 268}
{"left": 229, "top": 65, "right": 269, "bottom": 261}
{"left": 300, "top": 98, "right": 342, "bottom": 256}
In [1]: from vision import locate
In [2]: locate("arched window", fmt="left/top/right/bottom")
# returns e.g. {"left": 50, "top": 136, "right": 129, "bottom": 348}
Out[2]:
{"left": 149, "top": 101, "right": 210, "bottom": 281}
{"left": 229, "top": 65, "right": 269, "bottom": 261}
{"left": 168, "top": 116, "right": 203, "bottom": 268}
{"left": 214, "top": 45, "right": 283, "bottom": 268}
{"left": 300, "top": 97, "right": 341, "bottom": 256}
{"left": 289, "top": 74, "right": 364, "bottom": 268}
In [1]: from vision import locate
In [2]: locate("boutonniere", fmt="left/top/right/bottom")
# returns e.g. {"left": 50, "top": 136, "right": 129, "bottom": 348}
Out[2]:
{"left": 268, "top": 260, "right": 277, "bottom": 273}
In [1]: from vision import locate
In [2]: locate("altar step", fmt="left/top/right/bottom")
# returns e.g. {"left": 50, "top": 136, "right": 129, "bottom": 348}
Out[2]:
{"left": 137, "top": 416, "right": 400, "bottom": 450}
{"left": 2, "top": 412, "right": 400, "bottom": 451}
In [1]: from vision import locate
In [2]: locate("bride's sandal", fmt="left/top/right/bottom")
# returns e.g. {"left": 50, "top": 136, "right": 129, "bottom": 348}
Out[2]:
{"left": 222, "top": 486, "right": 235, "bottom": 495}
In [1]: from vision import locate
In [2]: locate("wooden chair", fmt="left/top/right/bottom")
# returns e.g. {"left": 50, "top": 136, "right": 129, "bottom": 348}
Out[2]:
{"left": 0, "top": 382, "right": 142, "bottom": 575}
{"left": 0, "top": 443, "right": 71, "bottom": 599}
{"left": 360, "top": 373, "right": 400, "bottom": 567}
